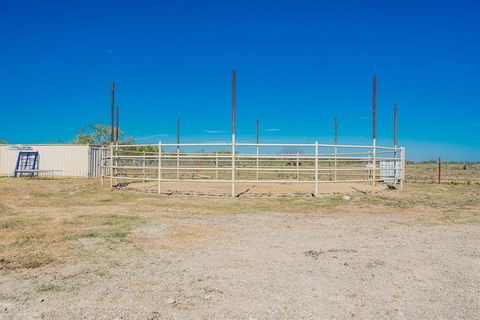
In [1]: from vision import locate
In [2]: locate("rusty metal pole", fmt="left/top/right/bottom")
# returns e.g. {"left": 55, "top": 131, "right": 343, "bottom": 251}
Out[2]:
{"left": 110, "top": 82, "right": 115, "bottom": 144}
{"left": 115, "top": 106, "right": 119, "bottom": 143}
{"left": 438, "top": 157, "right": 441, "bottom": 184}
{"left": 231, "top": 70, "right": 236, "bottom": 197}
{"left": 372, "top": 76, "right": 377, "bottom": 194}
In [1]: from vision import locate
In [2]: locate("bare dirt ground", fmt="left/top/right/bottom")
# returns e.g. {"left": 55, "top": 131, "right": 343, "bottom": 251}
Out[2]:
{"left": 123, "top": 180, "right": 388, "bottom": 197}
{"left": 0, "top": 178, "right": 479, "bottom": 319}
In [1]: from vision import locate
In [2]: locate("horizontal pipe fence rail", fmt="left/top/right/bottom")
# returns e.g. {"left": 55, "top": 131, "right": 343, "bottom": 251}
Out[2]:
{"left": 100, "top": 142, "right": 405, "bottom": 197}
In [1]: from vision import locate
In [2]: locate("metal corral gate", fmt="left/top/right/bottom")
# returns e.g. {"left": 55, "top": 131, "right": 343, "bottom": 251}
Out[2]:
{"left": 100, "top": 142, "right": 405, "bottom": 197}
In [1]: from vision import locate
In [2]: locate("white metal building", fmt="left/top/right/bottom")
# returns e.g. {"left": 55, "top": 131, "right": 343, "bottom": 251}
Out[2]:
{"left": 0, "top": 144, "right": 101, "bottom": 178}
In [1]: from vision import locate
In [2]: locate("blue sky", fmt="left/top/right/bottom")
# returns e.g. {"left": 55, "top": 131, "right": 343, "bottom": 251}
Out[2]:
{"left": 0, "top": 0, "right": 479, "bottom": 161}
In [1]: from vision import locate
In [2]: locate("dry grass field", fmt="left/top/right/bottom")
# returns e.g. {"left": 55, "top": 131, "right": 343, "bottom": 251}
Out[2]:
{"left": 0, "top": 177, "right": 479, "bottom": 319}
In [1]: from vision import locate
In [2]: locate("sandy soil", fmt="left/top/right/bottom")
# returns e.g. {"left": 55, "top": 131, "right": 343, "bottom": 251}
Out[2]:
{"left": 0, "top": 179, "right": 479, "bottom": 319}
{"left": 121, "top": 180, "right": 389, "bottom": 197}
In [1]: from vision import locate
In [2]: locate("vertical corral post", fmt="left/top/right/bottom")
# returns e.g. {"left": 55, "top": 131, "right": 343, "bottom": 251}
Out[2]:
{"left": 334, "top": 117, "right": 338, "bottom": 182}
{"left": 142, "top": 150, "right": 146, "bottom": 190}
{"left": 215, "top": 152, "right": 219, "bottom": 180}
{"left": 109, "top": 144, "right": 113, "bottom": 190}
{"left": 177, "top": 117, "right": 180, "bottom": 180}
{"left": 158, "top": 142, "right": 162, "bottom": 194}
{"left": 400, "top": 147, "right": 405, "bottom": 190}
{"left": 372, "top": 75, "right": 377, "bottom": 194}
{"left": 372, "top": 141, "right": 377, "bottom": 193}
{"left": 100, "top": 146, "right": 104, "bottom": 187}
{"left": 256, "top": 119, "right": 259, "bottom": 181}
{"left": 231, "top": 70, "right": 236, "bottom": 198}
{"left": 314, "top": 141, "right": 319, "bottom": 197}
{"left": 393, "top": 104, "right": 398, "bottom": 184}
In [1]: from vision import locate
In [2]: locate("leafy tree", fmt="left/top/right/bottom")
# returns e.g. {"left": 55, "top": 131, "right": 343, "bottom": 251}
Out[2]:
{"left": 74, "top": 124, "right": 134, "bottom": 145}
{"left": 0, "top": 138, "right": 7, "bottom": 144}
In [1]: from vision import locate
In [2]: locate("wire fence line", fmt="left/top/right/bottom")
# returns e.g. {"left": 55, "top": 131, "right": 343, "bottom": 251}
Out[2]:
{"left": 100, "top": 142, "right": 405, "bottom": 197}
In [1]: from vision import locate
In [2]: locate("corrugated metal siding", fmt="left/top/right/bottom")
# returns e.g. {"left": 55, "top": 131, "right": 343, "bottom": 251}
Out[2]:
{"left": 0, "top": 145, "right": 94, "bottom": 177}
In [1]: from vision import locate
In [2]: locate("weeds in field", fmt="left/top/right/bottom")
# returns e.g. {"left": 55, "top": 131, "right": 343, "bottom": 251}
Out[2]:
{"left": 0, "top": 219, "right": 25, "bottom": 229}
{"left": 0, "top": 177, "right": 478, "bottom": 273}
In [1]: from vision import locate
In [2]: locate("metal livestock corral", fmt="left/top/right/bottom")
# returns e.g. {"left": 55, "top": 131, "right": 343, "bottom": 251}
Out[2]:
{"left": 101, "top": 142, "right": 405, "bottom": 197}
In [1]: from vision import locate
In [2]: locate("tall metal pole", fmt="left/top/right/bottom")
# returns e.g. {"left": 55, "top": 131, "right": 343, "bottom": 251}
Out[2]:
{"left": 373, "top": 76, "right": 377, "bottom": 142}
{"left": 393, "top": 103, "right": 398, "bottom": 184}
{"left": 231, "top": 70, "right": 236, "bottom": 197}
{"left": 110, "top": 82, "right": 115, "bottom": 144}
{"left": 334, "top": 117, "right": 338, "bottom": 181}
{"left": 256, "top": 119, "right": 259, "bottom": 180}
{"left": 372, "top": 75, "right": 377, "bottom": 193}
{"left": 115, "top": 106, "right": 119, "bottom": 143}
{"left": 177, "top": 117, "right": 180, "bottom": 180}
{"left": 158, "top": 142, "right": 162, "bottom": 194}
{"left": 314, "top": 141, "right": 319, "bottom": 197}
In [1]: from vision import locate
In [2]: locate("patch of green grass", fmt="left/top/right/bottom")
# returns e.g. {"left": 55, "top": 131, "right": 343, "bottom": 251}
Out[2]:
{"left": 109, "top": 230, "right": 129, "bottom": 239}
{"left": 17, "top": 253, "right": 53, "bottom": 269}
{"left": 202, "top": 286, "right": 216, "bottom": 294}
{"left": 0, "top": 204, "right": 17, "bottom": 216}
{"left": 318, "top": 195, "right": 345, "bottom": 208}
{"left": 0, "top": 219, "right": 25, "bottom": 229}
{"left": 79, "top": 230, "right": 99, "bottom": 238}
{"left": 37, "top": 283, "right": 62, "bottom": 292}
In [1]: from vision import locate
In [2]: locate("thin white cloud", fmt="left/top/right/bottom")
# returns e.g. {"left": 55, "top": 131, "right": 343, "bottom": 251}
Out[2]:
{"left": 204, "top": 130, "right": 226, "bottom": 134}
{"left": 135, "top": 134, "right": 170, "bottom": 141}
{"left": 266, "top": 128, "right": 281, "bottom": 132}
